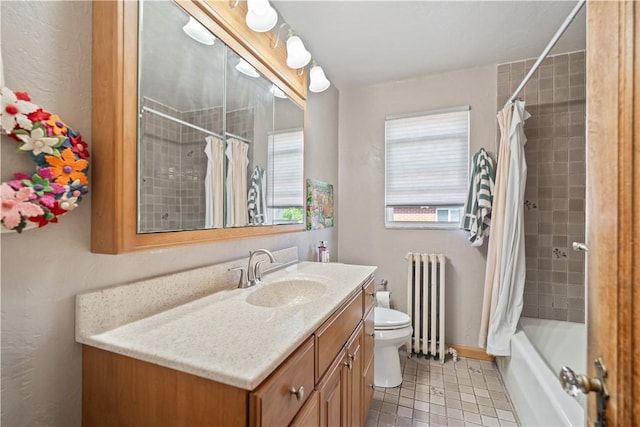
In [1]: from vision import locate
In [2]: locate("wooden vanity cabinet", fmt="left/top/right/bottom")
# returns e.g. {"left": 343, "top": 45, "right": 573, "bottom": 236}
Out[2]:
{"left": 82, "top": 276, "right": 375, "bottom": 427}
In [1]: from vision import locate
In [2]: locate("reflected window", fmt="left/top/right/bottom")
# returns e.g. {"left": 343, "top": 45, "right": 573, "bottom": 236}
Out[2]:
{"left": 267, "top": 129, "right": 304, "bottom": 224}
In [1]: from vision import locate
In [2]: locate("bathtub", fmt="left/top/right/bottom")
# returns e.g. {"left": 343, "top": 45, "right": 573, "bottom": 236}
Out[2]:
{"left": 496, "top": 317, "right": 586, "bottom": 426}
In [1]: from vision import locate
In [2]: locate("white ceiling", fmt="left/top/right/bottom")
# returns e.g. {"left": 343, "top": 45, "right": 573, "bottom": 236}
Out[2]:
{"left": 272, "top": 1, "right": 586, "bottom": 90}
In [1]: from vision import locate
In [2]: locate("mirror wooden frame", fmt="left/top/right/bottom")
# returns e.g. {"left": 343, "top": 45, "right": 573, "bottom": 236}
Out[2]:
{"left": 92, "top": 0, "right": 307, "bottom": 254}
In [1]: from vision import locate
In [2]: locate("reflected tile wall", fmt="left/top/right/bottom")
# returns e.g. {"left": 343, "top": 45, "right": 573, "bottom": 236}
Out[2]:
{"left": 139, "top": 98, "right": 183, "bottom": 232}
{"left": 227, "top": 107, "right": 255, "bottom": 142}
{"left": 497, "top": 52, "right": 586, "bottom": 323}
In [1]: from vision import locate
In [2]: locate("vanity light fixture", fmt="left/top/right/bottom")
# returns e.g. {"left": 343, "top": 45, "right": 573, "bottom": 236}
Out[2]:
{"left": 245, "top": 0, "right": 278, "bottom": 32}
{"left": 235, "top": 59, "right": 260, "bottom": 78}
{"left": 182, "top": 17, "right": 216, "bottom": 46}
{"left": 270, "top": 84, "right": 287, "bottom": 99}
{"left": 308, "top": 62, "right": 330, "bottom": 93}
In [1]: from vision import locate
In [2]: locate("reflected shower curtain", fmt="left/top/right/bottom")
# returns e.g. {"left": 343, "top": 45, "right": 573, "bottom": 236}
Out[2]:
{"left": 204, "top": 136, "right": 224, "bottom": 229}
{"left": 479, "top": 99, "right": 530, "bottom": 356}
{"left": 225, "top": 138, "right": 249, "bottom": 227}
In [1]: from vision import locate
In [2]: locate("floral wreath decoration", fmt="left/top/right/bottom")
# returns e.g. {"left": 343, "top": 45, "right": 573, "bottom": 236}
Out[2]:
{"left": 0, "top": 87, "right": 89, "bottom": 233}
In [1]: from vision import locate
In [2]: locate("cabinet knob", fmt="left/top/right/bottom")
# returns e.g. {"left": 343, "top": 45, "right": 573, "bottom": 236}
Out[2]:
{"left": 366, "top": 291, "right": 376, "bottom": 297}
{"left": 368, "top": 332, "right": 375, "bottom": 337}
{"left": 343, "top": 360, "right": 353, "bottom": 370}
{"left": 348, "top": 352, "right": 357, "bottom": 363}
{"left": 290, "top": 385, "right": 304, "bottom": 402}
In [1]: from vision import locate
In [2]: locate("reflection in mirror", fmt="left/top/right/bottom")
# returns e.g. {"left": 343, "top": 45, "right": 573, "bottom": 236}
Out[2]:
{"left": 138, "top": 0, "right": 225, "bottom": 233}
{"left": 225, "top": 48, "right": 270, "bottom": 227}
{"left": 136, "top": 0, "right": 304, "bottom": 234}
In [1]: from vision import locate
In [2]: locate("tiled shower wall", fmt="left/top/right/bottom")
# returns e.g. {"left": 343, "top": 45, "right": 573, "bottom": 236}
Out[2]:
{"left": 139, "top": 98, "right": 186, "bottom": 232}
{"left": 139, "top": 98, "right": 254, "bottom": 232}
{"left": 497, "top": 52, "right": 586, "bottom": 323}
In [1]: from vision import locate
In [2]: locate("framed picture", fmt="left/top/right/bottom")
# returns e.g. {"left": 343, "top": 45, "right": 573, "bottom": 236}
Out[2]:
{"left": 306, "top": 179, "right": 334, "bottom": 230}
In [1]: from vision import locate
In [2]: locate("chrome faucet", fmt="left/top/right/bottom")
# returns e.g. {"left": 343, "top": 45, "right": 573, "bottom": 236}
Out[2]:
{"left": 229, "top": 249, "right": 277, "bottom": 288}
{"left": 247, "top": 249, "right": 276, "bottom": 286}
{"left": 248, "top": 249, "right": 277, "bottom": 287}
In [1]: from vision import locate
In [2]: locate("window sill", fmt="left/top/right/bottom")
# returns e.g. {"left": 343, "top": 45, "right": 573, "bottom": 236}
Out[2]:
{"left": 384, "top": 221, "right": 462, "bottom": 230}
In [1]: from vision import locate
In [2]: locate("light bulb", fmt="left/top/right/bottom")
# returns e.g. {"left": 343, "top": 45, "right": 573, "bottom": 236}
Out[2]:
{"left": 247, "top": 0, "right": 268, "bottom": 16}
{"left": 286, "top": 35, "right": 311, "bottom": 69}
{"left": 309, "top": 65, "right": 330, "bottom": 93}
{"left": 235, "top": 59, "right": 260, "bottom": 78}
{"left": 182, "top": 17, "right": 216, "bottom": 46}
{"left": 246, "top": 0, "right": 278, "bottom": 32}
{"left": 270, "top": 84, "right": 287, "bottom": 99}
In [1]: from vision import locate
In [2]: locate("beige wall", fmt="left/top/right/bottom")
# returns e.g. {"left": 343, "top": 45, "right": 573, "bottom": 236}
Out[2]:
{"left": 337, "top": 66, "right": 497, "bottom": 348}
{"left": 0, "top": 1, "right": 339, "bottom": 425}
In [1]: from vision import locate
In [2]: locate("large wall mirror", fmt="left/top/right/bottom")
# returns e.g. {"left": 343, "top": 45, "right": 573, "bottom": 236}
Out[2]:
{"left": 137, "top": 0, "right": 304, "bottom": 234}
{"left": 91, "top": 0, "right": 307, "bottom": 253}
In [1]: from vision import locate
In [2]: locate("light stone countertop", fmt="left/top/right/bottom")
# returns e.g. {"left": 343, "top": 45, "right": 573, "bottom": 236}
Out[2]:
{"left": 77, "top": 261, "right": 376, "bottom": 390}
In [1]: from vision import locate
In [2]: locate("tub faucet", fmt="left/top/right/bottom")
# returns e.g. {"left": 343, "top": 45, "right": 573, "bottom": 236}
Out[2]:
{"left": 247, "top": 249, "right": 277, "bottom": 287}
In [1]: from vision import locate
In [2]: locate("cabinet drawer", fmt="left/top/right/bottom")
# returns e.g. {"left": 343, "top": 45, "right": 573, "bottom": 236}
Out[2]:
{"left": 315, "top": 290, "right": 363, "bottom": 382}
{"left": 363, "top": 307, "right": 375, "bottom": 369}
{"left": 251, "top": 337, "right": 315, "bottom": 427}
{"left": 362, "top": 277, "right": 376, "bottom": 315}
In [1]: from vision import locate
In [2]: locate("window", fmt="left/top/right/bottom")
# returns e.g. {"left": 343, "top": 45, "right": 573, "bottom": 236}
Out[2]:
{"left": 267, "top": 129, "right": 304, "bottom": 224}
{"left": 385, "top": 107, "right": 469, "bottom": 228}
{"left": 436, "top": 208, "right": 461, "bottom": 223}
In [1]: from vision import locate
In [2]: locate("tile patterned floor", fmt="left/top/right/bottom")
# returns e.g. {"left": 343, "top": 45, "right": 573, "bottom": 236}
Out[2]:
{"left": 366, "top": 350, "right": 521, "bottom": 427}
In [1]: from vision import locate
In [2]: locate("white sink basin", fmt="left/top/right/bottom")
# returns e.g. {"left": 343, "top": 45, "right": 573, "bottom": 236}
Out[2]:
{"left": 246, "top": 278, "right": 327, "bottom": 308}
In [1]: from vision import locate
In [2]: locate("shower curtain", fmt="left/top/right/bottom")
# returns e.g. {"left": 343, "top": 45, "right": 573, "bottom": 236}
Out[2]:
{"left": 225, "top": 138, "right": 249, "bottom": 227}
{"left": 204, "top": 136, "right": 224, "bottom": 229}
{"left": 479, "top": 99, "right": 530, "bottom": 356}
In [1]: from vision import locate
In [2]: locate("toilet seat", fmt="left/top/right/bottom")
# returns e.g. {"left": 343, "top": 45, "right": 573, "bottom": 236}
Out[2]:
{"left": 374, "top": 307, "right": 411, "bottom": 330}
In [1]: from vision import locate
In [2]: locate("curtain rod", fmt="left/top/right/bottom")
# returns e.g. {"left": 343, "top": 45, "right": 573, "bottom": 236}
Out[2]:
{"left": 507, "top": 0, "right": 586, "bottom": 105}
{"left": 141, "top": 106, "right": 252, "bottom": 144}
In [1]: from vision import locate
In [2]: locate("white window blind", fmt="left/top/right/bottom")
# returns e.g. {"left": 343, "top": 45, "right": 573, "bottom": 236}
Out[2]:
{"left": 385, "top": 107, "right": 469, "bottom": 208}
{"left": 267, "top": 129, "right": 304, "bottom": 207}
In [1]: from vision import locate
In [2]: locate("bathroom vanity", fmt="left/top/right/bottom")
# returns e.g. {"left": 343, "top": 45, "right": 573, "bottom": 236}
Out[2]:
{"left": 77, "top": 255, "right": 376, "bottom": 426}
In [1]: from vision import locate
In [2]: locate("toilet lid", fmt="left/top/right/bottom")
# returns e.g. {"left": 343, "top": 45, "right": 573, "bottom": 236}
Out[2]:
{"left": 375, "top": 307, "right": 411, "bottom": 330}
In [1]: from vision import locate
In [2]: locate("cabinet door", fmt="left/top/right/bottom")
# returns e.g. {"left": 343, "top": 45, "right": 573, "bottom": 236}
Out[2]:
{"left": 290, "top": 390, "right": 320, "bottom": 427}
{"left": 345, "top": 323, "right": 364, "bottom": 427}
{"left": 318, "top": 350, "right": 348, "bottom": 427}
{"left": 362, "top": 356, "right": 375, "bottom": 424}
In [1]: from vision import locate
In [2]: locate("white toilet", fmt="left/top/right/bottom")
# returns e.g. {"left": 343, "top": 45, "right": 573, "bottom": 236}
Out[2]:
{"left": 374, "top": 307, "right": 413, "bottom": 388}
